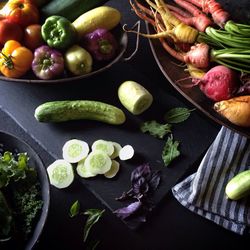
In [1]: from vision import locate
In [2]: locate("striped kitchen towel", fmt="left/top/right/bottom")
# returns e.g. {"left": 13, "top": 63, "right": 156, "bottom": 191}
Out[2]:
{"left": 172, "top": 126, "right": 250, "bottom": 235}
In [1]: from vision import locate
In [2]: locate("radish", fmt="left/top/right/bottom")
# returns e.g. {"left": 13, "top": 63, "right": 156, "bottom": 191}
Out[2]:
{"left": 184, "top": 43, "right": 210, "bottom": 69}
{"left": 195, "top": 65, "right": 239, "bottom": 101}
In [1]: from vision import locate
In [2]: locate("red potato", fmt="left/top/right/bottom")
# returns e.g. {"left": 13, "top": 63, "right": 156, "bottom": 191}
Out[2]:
{"left": 0, "top": 19, "right": 23, "bottom": 45}
{"left": 195, "top": 65, "right": 239, "bottom": 102}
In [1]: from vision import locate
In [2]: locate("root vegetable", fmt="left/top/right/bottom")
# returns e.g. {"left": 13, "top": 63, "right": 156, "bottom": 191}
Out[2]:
{"left": 184, "top": 0, "right": 230, "bottom": 27}
{"left": 195, "top": 65, "right": 239, "bottom": 101}
{"left": 172, "top": 0, "right": 213, "bottom": 32}
{"left": 183, "top": 43, "right": 210, "bottom": 69}
{"left": 214, "top": 95, "right": 250, "bottom": 127}
{"left": 128, "top": 0, "right": 199, "bottom": 44}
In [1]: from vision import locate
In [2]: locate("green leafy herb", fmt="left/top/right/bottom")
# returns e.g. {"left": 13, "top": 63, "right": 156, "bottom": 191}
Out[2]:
{"left": 69, "top": 200, "right": 80, "bottom": 218}
{"left": 164, "top": 107, "right": 195, "bottom": 124}
{"left": 162, "top": 135, "right": 180, "bottom": 167}
{"left": 13, "top": 184, "right": 43, "bottom": 236}
{"left": 0, "top": 152, "right": 29, "bottom": 188}
{"left": 83, "top": 209, "right": 105, "bottom": 242}
{"left": 140, "top": 120, "right": 171, "bottom": 139}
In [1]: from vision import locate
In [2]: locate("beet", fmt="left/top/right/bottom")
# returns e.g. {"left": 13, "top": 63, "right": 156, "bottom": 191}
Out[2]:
{"left": 198, "top": 65, "right": 239, "bottom": 101}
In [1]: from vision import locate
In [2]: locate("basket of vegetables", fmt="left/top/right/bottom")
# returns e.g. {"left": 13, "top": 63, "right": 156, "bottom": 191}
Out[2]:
{"left": 0, "top": 130, "right": 50, "bottom": 249}
{"left": 0, "top": 0, "right": 128, "bottom": 83}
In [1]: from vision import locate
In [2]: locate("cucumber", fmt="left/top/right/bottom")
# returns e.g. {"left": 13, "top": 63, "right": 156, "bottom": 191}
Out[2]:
{"left": 225, "top": 169, "right": 250, "bottom": 200}
{"left": 110, "top": 141, "right": 122, "bottom": 159}
{"left": 104, "top": 160, "right": 120, "bottom": 178}
{"left": 47, "top": 159, "right": 74, "bottom": 189}
{"left": 119, "top": 145, "right": 134, "bottom": 161}
{"left": 76, "top": 159, "right": 96, "bottom": 178}
{"left": 91, "top": 139, "right": 114, "bottom": 157}
{"left": 118, "top": 81, "right": 153, "bottom": 115}
{"left": 62, "top": 139, "right": 89, "bottom": 163}
{"left": 84, "top": 150, "right": 112, "bottom": 175}
{"left": 41, "top": 0, "right": 109, "bottom": 22}
{"left": 34, "top": 100, "right": 126, "bottom": 125}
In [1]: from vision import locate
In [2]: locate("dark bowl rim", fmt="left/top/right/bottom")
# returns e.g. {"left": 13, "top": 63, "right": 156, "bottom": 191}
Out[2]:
{"left": 0, "top": 130, "right": 50, "bottom": 250}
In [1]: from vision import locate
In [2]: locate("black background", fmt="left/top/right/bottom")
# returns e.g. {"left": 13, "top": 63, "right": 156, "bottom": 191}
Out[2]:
{"left": 0, "top": 0, "right": 249, "bottom": 249}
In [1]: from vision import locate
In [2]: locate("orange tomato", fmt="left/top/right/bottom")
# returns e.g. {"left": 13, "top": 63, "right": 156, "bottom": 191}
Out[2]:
{"left": 1, "top": 0, "right": 39, "bottom": 27}
{"left": 0, "top": 40, "right": 33, "bottom": 78}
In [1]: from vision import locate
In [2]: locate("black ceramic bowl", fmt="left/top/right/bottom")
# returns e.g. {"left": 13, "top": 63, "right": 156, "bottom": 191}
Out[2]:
{"left": 0, "top": 131, "right": 50, "bottom": 250}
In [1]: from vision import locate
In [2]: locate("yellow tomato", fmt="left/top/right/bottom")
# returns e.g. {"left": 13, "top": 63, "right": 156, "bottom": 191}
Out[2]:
{"left": 0, "top": 40, "right": 33, "bottom": 78}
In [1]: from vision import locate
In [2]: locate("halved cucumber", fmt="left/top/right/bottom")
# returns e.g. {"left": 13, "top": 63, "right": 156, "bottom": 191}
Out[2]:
{"left": 119, "top": 145, "right": 134, "bottom": 160}
{"left": 76, "top": 159, "right": 96, "bottom": 178}
{"left": 84, "top": 150, "right": 112, "bottom": 175}
{"left": 104, "top": 160, "right": 120, "bottom": 178}
{"left": 62, "top": 139, "right": 89, "bottom": 163}
{"left": 118, "top": 80, "right": 153, "bottom": 115}
{"left": 91, "top": 139, "right": 114, "bottom": 156}
{"left": 47, "top": 159, "right": 74, "bottom": 189}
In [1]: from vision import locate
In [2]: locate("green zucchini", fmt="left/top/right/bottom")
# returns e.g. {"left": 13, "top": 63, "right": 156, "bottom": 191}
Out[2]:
{"left": 34, "top": 100, "right": 126, "bottom": 125}
{"left": 225, "top": 169, "right": 250, "bottom": 200}
{"left": 41, "top": 0, "right": 109, "bottom": 22}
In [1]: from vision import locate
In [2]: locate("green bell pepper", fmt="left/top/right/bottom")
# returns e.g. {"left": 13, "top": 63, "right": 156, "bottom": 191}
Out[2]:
{"left": 41, "top": 15, "right": 77, "bottom": 50}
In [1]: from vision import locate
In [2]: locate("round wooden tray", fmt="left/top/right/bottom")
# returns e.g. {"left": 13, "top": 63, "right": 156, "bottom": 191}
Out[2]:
{"left": 144, "top": 0, "right": 250, "bottom": 138}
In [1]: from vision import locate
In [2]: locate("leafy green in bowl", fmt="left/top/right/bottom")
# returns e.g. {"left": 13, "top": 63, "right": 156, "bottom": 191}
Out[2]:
{"left": 0, "top": 131, "right": 50, "bottom": 249}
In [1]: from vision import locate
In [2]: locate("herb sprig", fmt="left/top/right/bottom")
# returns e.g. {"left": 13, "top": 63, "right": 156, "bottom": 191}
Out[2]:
{"left": 69, "top": 201, "right": 105, "bottom": 248}
{"left": 140, "top": 107, "right": 194, "bottom": 167}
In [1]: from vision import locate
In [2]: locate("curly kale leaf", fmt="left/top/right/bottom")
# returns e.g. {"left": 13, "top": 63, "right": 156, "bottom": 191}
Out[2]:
{"left": 0, "top": 152, "right": 29, "bottom": 188}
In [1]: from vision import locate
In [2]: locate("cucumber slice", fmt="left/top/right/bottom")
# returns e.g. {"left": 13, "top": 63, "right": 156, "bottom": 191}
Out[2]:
{"left": 76, "top": 159, "right": 96, "bottom": 178}
{"left": 119, "top": 145, "right": 134, "bottom": 160}
{"left": 62, "top": 139, "right": 89, "bottom": 163}
{"left": 118, "top": 80, "right": 153, "bottom": 115}
{"left": 84, "top": 150, "right": 112, "bottom": 175}
{"left": 91, "top": 139, "right": 114, "bottom": 156}
{"left": 47, "top": 159, "right": 74, "bottom": 189}
{"left": 110, "top": 141, "right": 122, "bottom": 159}
{"left": 104, "top": 160, "right": 120, "bottom": 178}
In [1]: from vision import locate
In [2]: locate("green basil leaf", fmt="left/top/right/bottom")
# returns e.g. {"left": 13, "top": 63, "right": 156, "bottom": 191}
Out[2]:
{"left": 83, "top": 209, "right": 105, "bottom": 242}
{"left": 140, "top": 120, "right": 171, "bottom": 139}
{"left": 69, "top": 200, "right": 80, "bottom": 218}
{"left": 164, "top": 108, "right": 195, "bottom": 124}
{"left": 162, "top": 135, "right": 180, "bottom": 167}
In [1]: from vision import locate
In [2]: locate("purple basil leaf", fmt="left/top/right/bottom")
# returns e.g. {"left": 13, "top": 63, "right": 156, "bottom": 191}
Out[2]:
{"left": 148, "top": 171, "right": 161, "bottom": 192}
{"left": 131, "top": 164, "right": 151, "bottom": 184}
{"left": 133, "top": 177, "right": 149, "bottom": 196}
{"left": 113, "top": 201, "right": 142, "bottom": 220}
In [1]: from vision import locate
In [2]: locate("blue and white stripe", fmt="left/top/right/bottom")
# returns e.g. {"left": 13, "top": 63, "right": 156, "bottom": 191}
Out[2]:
{"left": 172, "top": 127, "right": 250, "bottom": 235}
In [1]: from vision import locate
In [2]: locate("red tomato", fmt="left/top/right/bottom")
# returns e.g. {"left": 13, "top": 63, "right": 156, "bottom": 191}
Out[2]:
{"left": 1, "top": 0, "right": 39, "bottom": 27}
{"left": 0, "top": 19, "right": 23, "bottom": 45}
{"left": 24, "top": 24, "right": 44, "bottom": 51}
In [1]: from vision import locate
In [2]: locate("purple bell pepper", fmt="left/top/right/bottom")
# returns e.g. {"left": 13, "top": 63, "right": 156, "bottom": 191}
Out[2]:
{"left": 83, "top": 28, "right": 118, "bottom": 61}
{"left": 32, "top": 45, "right": 64, "bottom": 80}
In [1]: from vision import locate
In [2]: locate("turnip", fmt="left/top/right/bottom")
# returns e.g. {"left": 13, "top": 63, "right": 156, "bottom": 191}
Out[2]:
{"left": 194, "top": 65, "right": 239, "bottom": 102}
